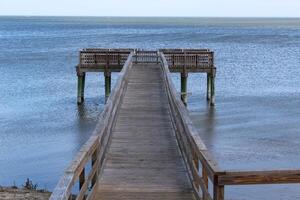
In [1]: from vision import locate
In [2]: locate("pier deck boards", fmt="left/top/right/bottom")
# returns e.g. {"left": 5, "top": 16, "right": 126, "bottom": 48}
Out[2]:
{"left": 93, "top": 64, "right": 195, "bottom": 200}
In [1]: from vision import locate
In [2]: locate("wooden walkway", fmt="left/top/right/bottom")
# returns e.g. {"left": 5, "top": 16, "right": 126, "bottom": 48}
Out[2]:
{"left": 94, "top": 64, "right": 195, "bottom": 199}
{"left": 50, "top": 49, "right": 300, "bottom": 200}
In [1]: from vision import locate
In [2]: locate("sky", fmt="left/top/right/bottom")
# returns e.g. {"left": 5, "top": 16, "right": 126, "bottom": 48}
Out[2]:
{"left": 0, "top": 0, "right": 300, "bottom": 17}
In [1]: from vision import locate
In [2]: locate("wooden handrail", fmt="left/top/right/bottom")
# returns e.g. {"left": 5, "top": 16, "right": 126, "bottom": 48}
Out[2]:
{"left": 50, "top": 53, "right": 134, "bottom": 200}
{"left": 160, "top": 52, "right": 224, "bottom": 200}
{"left": 218, "top": 169, "right": 300, "bottom": 185}
{"left": 161, "top": 52, "right": 300, "bottom": 200}
{"left": 79, "top": 51, "right": 131, "bottom": 67}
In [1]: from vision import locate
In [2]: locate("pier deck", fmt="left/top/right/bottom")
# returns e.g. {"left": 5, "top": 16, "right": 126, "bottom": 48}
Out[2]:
{"left": 94, "top": 64, "right": 194, "bottom": 199}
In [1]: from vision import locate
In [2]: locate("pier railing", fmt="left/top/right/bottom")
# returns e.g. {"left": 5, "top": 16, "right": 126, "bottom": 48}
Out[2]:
{"left": 160, "top": 52, "right": 224, "bottom": 200}
{"left": 160, "top": 49, "right": 215, "bottom": 73}
{"left": 160, "top": 53, "right": 300, "bottom": 200}
{"left": 134, "top": 50, "right": 159, "bottom": 63}
{"left": 77, "top": 48, "right": 216, "bottom": 74}
{"left": 50, "top": 53, "right": 134, "bottom": 200}
{"left": 79, "top": 49, "right": 133, "bottom": 68}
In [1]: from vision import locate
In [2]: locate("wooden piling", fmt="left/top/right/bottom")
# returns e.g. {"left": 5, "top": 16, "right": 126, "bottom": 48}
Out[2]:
{"left": 207, "top": 73, "right": 211, "bottom": 101}
{"left": 181, "top": 73, "right": 188, "bottom": 106}
{"left": 207, "top": 73, "right": 215, "bottom": 106}
{"left": 77, "top": 73, "right": 85, "bottom": 105}
{"left": 210, "top": 74, "right": 215, "bottom": 106}
{"left": 104, "top": 72, "right": 111, "bottom": 102}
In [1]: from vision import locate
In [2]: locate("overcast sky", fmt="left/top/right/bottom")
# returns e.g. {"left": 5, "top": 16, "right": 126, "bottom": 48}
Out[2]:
{"left": 1, "top": 0, "right": 299, "bottom": 17}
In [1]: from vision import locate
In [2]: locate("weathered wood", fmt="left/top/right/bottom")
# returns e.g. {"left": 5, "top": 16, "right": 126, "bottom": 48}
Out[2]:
{"left": 79, "top": 169, "right": 85, "bottom": 191}
{"left": 160, "top": 53, "right": 221, "bottom": 200}
{"left": 77, "top": 48, "right": 216, "bottom": 74}
{"left": 104, "top": 72, "right": 111, "bottom": 102}
{"left": 213, "top": 185, "right": 224, "bottom": 200}
{"left": 202, "top": 165, "right": 209, "bottom": 199}
{"left": 207, "top": 74, "right": 211, "bottom": 101}
{"left": 210, "top": 74, "right": 215, "bottom": 106}
{"left": 77, "top": 73, "right": 85, "bottom": 105}
{"left": 218, "top": 170, "right": 300, "bottom": 185}
{"left": 91, "top": 148, "right": 98, "bottom": 187}
{"left": 77, "top": 48, "right": 216, "bottom": 105}
{"left": 181, "top": 73, "right": 188, "bottom": 106}
{"left": 94, "top": 63, "right": 195, "bottom": 200}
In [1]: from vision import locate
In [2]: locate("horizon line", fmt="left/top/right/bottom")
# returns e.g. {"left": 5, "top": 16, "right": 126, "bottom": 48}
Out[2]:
{"left": 0, "top": 15, "right": 300, "bottom": 19}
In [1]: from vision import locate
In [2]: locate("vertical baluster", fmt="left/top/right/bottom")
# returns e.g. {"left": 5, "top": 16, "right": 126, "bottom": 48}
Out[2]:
{"left": 91, "top": 147, "right": 99, "bottom": 187}
{"left": 193, "top": 152, "right": 200, "bottom": 192}
{"left": 202, "top": 162, "right": 209, "bottom": 199}
{"left": 172, "top": 54, "right": 175, "bottom": 68}
{"left": 79, "top": 168, "right": 86, "bottom": 200}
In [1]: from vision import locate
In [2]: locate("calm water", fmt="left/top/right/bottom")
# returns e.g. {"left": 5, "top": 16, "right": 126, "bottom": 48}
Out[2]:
{"left": 0, "top": 17, "right": 300, "bottom": 199}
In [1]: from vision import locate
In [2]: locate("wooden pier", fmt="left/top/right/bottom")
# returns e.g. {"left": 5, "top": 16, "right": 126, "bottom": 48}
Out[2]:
{"left": 50, "top": 49, "right": 300, "bottom": 200}
{"left": 76, "top": 49, "right": 216, "bottom": 105}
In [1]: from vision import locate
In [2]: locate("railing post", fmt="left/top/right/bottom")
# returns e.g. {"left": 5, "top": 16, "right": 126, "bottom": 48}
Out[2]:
{"left": 213, "top": 185, "right": 224, "bottom": 200}
{"left": 213, "top": 175, "right": 224, "bottom": 200}
{"left": 91, "top": 147, "right": 99, "bottom": 187}
{"left": 193, "top": 154, "right": 200, "bottom": 192}
{"left": 202, "top": 165, "right": 209, "bottom": 199}
{"left": 77, "top": 70, "right": 85, "bottom": 105}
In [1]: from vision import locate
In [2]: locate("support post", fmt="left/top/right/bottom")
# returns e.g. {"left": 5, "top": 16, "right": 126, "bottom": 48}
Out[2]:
{"left": 207, "top": 73, "right": 211, "bottom": 101}
{"left": 104, "top": 71, "right": 111, "bottom": 102}
{"left": 210, "top": 74, "right": 215, "bottom": 106}
{"left": 77, "top": 72, "right": 85, "bottom": 105}
{"left": 213, "top": 185, "right": 224, "bottom": 200}
{"left": 181, "top": 73, "right": 188, "bottom": 106}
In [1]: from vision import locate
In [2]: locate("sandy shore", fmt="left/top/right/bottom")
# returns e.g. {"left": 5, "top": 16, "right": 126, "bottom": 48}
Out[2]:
{"left": 0, "top": 187, "right": 51, "bottom": 200}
